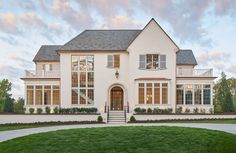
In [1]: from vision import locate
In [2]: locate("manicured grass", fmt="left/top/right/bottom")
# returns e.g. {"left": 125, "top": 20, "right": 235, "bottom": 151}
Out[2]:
{"left": 0, "top": 126, "right": 236, "bottom": 153}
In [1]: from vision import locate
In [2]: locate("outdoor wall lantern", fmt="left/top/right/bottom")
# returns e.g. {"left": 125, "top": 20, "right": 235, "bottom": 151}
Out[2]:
{"left": 115, "top": 69, "right": 119, "bottom": 79}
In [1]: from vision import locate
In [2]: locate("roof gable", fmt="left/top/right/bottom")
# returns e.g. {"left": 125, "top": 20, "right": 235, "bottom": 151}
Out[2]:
{"left": 59, "top": 30, "right": 141, "bottom": 51}
{"left": 128, "top": 18, "right": 179, "bottom": 50}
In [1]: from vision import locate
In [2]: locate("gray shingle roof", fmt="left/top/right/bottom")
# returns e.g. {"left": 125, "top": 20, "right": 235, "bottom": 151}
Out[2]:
{"left": 177, "top": 49, "right": 197, "bottom": 65}
{"left": 59, "top": 30, "right": 142, "bottom": 51}
{"left": 33, "top": 45, "right": 61, "bottom": 62}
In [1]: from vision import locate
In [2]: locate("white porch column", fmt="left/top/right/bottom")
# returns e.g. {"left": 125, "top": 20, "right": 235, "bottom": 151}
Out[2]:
{"left": 51, "top": 85, "right": 53, "bottom": 106}
{"left": 210, "top": 83, "right": 213, "bottom": 105}
{"left": 33, "top": 85, "right": 36, "bottom": 106}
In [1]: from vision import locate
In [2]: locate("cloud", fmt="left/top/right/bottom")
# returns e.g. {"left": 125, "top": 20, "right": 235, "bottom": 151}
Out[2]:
{"left": 101, "top": 15, "right": 141, "bottom": 29}
{"left": 196, "top": 50, "right": 230, "bottom": 66}
{"left": 213, "top": 0, "right": 236, "bottom": 16}
{"left": 0, "top": 12, "right": 21, "bottom": 34}
{"left": 51, "top": 0, "right": 94, "bottom": 30}
{"left": 9, "top": 55, "right": 32, "bottom": 68}
{"left": 139, "top": 0, "right": 212, "bottom": 45}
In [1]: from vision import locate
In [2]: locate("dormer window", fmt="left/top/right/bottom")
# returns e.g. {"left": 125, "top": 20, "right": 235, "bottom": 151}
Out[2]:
{"left": 107, "top": 55, "right": 120, "bottom": 68}
{"left": 139, "top": 54, "right": 166, "bottom": 70}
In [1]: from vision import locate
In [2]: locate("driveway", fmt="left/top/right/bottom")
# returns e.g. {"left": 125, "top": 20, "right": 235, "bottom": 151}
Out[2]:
{"left": 0, "top": 123, "right": 236, "bottom": 142}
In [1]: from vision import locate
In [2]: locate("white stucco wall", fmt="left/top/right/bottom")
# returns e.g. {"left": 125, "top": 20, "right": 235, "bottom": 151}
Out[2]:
{"left": 127, "top": 20, "right": 179, "bottom": 112}
{"left": 36, "top": 62, "right": 60, "bottom": 71}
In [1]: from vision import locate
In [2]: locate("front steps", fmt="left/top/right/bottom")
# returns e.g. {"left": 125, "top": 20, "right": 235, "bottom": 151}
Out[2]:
{"left": 108, "top": 111, "right": 126, "bottom": 123}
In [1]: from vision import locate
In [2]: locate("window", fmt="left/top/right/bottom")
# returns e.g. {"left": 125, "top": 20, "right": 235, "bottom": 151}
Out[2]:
{"left": 139, "top": 54, "right": 166, "bottom": 70}
{"left": 26, "top": 85, "right": 60, "bottom": 106}
{"left": 107, "top": 55, "right": 120, "bottom": 68}
{"left": 194, "top": 85, "right": 202, "bottom": 104}
{"left": 176, "top": 84, "right": 212, "bottom": 105}
{"left": 44, "top": 86, "right": 51, "bottom": 105}
{"left": 27, "top": 86, "right": 34, "bottom": 105}
{"left": 146, "top": 83, "right": 152, "bottom": 104}
{"left": 162, "top": 83, "right": 168, "bottom": 104}
{"left": 71, "top": 55, "right": 94, "bottom": 105}
{"left": 35, "top": 86, "right": 42, "bottom": 105}
{"left": 185, "top": 84, "right": 193, "bottom": 104}
{"left": 138, "top": 83, "right": 144, "bottom": 104}
{"left": 43, "top": 64, "right": 52, "bottom": 71}
{"left": 203, "top": 84, "right": 211, "bottom": 104}
{"left": 154, "top": 83, "right": 160, "bottom": 104}
{"left": 53, "top": 86, "right": 60, "bottom": 105}
{"left": 176, "top": 85, "right": 184, "bottom": 104}
{"left": 72, "top": 89, "right": 78, "bottom": 104}
{"left": 138, "top": 82, "right": 168, "bottom": 105}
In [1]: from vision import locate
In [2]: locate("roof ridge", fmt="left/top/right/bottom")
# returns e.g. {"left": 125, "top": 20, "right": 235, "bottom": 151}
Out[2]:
{"left": 84, "top": 29, "right": 142, "bottom": 31}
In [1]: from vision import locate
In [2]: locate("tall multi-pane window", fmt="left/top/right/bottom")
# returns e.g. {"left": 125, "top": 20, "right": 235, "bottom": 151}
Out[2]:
{"left": 176, "top": 84, "right": 212, "bottom": 105}
{"left": 44, "top": 86, "right": 51, "bottom": 105}
{"left": 53, "top": 86, "right": 60, "bottom": 105}
{"left": 27, "top": 86, "right": 34, "bottom": 105}
{"left": 146, "top": 83, "right": 152, "bottom": 104}
{"left": 35, "top": 86, "right": 42, "bottom": 105}
{"left": 138, "top": 82, "right": 168, "bottom": 104}
{"left": 71, "top": 55, "right": 94, "bottom": 105}
{"left": 176, "top": 85, "right": 184, "bottom": 104}
{"left": 203, "top": 85, "right": 211, "bottom": 104}
{"left": 154, "top": 83, "right": 160, "bottom": 104}
{"left": 194, "top": 85, "right": 202, "bottom": 104}
{"left": 185, "top": 84, "right": 193, "bottom": 104}
{"left": 162, "top": 83, "right": 168, "bottom": 104}
{"left": 138, "top": 83, "right": 144, "bottom": 104}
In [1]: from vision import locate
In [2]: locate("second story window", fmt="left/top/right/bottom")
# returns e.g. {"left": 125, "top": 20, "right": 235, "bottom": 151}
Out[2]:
{"left": 107, "top": 55, "right": 120, "bottom": 68}
{"left": 43, "top": 64, "right": 53, "bottom": 71}
{"left": 139, "top": 54, "right": 166, "bottom": 70}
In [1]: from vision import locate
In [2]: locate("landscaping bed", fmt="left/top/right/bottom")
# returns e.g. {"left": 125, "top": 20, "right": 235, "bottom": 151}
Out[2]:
{"left": 0, "top": 120, "right": 104, "bottom": 131}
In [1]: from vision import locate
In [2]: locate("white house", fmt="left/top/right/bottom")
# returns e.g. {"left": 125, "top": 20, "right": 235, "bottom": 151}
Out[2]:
{"left": 21, "top": 18, "right": 216, "bottom": 122}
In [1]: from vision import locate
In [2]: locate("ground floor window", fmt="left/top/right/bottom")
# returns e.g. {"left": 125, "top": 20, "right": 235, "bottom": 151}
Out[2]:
{"left": 26, "top": 85, "right": 60, "bottom": 106}
{"left": 176, "top": 84, "right": 211, "bottom": 105}
{"left": 138, "top": 82, "right": 169, "bottom": 105}
{"left": 26, "top": 86, "right": 34, "bottom": 105}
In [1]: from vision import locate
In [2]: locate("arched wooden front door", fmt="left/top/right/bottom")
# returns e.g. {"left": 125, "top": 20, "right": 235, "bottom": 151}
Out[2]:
{"left": 110, "top": 86, "right": 124, "bottom": 111}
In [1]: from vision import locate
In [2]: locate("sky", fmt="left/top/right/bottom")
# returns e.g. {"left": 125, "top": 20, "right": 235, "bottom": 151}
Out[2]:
{"left": 0, "top": 0, "right": 236, "bottom": 99}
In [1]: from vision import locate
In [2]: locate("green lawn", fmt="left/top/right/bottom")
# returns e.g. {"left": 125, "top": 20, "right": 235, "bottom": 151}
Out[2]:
{"left": 0, "top": 126, "right": 236, "bottom": 153}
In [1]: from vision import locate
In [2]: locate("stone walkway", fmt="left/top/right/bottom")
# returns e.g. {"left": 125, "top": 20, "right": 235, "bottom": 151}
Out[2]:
{"left": 0, "top": 123, "right": 236, "bottom": 142}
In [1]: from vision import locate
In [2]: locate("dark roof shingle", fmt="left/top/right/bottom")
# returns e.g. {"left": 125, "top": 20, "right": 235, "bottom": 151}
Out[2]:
{"left": 59, "top": 30, "right": 142, "bottom": 51}
{"left": 33, "top": 45, "right": 61, "bottom": 62}
{"left": 177, "top": 49, "right": 197, "bottom": 65}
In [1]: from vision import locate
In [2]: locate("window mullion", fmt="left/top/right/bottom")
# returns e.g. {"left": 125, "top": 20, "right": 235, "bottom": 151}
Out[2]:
{"left": 152, "top": 83, "right": 154, "bottom": 105}
{"left": 144, "top": 83, "right": 146, "bottom": 104}
{"left": 78, "top": 59, "right": 80, "bottom": 105}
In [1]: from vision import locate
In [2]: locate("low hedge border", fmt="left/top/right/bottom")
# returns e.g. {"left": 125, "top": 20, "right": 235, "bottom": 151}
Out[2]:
{"left": 128, "top": 118, "right": 236, "bottom": 123}
{"left": 0, "top": 120, "right": 105, "bottom": 127}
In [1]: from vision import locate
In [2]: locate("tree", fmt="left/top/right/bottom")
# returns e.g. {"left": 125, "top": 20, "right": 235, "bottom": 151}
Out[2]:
{"left": 3, "top": 96, "right": 14, "bottom": 112}
{"left": 214, "top": 72, "right": 235, "bottom": 112}
{"left": 14, "top": 98, "right": 25, "bottom": 113}
{"left": 0, "top": 79, "right": 13, "bottom": 112}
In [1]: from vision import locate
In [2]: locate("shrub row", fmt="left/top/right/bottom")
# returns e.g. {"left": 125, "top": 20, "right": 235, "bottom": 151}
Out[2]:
{"left": 176, "top": 107, "right": 214, "bottom": 114}
{"left": 28, "top": 107, "right": 98, "bottom": 114}
{"left": 134, "top": 107, "right": 173, "bottom": 114}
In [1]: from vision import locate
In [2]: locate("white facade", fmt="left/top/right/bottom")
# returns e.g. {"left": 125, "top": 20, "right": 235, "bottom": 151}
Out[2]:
{"left": 22, "top": 19, "right": 215, "bottom": 115}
